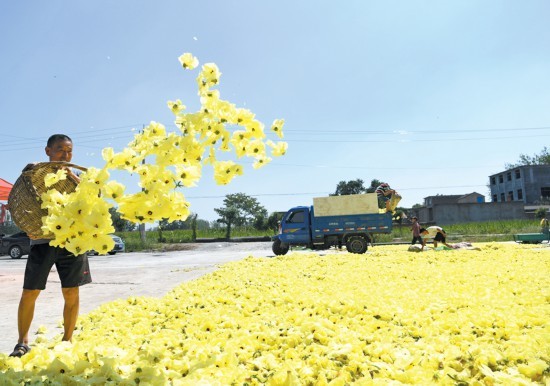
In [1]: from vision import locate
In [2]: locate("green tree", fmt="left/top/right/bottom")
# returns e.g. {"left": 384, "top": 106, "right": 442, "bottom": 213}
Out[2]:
{"left": 266, "top": 212, "right": 283, "bottom": 233}
{"left": 506, "top": 146, "right": 550, "bottom": 168}
{"left": 331, "top": 179, "right": 367, "bottom": 195}
{"left": 332, "top": 178, "right": 386, "bottom": 195}
{"left": 366, "top": 179, "right": 383, "bottom": 193}
{"left": 109, "top": 207, "right": 136, "bottom": 232}
{"left": 215, "top": 206, "right": 239, "bottom": 239}
{"left": 158, "top": 212, "right": 206, "bottom": 231}
{"left": 214, "top": 193, "right": 268, "bottom": 238}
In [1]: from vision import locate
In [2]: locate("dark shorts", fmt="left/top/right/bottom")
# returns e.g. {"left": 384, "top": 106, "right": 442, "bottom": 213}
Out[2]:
{"left": 23, "top": 243, "right": 92, "bottom": 290}
{"left": 411, "top": 236, "right": 423, "bottom": 245}
{"left": 434, "top": 232, "right": 446, "bottom": 242}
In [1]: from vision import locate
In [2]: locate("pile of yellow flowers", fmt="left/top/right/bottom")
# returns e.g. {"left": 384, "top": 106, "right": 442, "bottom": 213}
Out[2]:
{"left": 2, "top": 243, "right": 548, "bottom": 384}
{"left": 39, "top": 53, "right": 287, "bottom": 255}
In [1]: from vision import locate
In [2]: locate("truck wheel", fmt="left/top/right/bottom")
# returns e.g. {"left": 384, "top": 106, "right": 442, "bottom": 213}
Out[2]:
{"left": 272, "top": 239, "right": 289, "bottom": 255}
{"left": 346, "top": 236, "right": 368, "bottom": 254}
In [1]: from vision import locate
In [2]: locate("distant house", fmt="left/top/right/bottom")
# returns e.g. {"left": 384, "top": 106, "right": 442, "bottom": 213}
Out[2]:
{"left": 412, "top": 165, "right": 550, "bottom": 225}
{"left": 417, "top": 193, "right": 490, "bottom": 224}
{"left": 489, "top": 165, "right": 550, "bottom": 204}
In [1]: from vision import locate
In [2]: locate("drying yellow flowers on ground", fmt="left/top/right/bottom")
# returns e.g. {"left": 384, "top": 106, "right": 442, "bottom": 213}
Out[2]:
{"left": 1, "top": 243, "right": 548, "bottom": 384}
{"left": 39, "top": 53, "right": 286, "bottom": 255}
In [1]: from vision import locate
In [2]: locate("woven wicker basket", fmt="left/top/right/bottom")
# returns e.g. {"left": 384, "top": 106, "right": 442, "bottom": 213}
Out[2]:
{"left": 8, "top": 162, "right": 87, "bottom": 238}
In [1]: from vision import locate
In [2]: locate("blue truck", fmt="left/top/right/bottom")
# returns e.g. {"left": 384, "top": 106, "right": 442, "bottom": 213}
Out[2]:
{"left": 272, "top": 194, "right": 396, "bottom": 255}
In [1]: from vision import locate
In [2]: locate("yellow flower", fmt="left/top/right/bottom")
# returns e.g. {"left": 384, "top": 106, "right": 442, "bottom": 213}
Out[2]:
{"left": 244, "top": 120, "right": 265, "bottom": 139}
{"left": 267, "top": 140, "right": 288, "bottom": 157}
{"left": 167, "top": 99, "right": 186, "bottom": 114}
{"left": 80, "top": 167, "right": 110, "bottom": 188}
{"left": 271, "top": 119, "right": 285, "bottom": 139}
{"left": 35, "top": 52, "right": 286, "bottom": 266}
{"left": 44, "top": 169, "right": 68, "bottom": 188}
{"left": 105, "top": 147, "right": 142, "bottom": 170}
{"left": 245, "top": 139, "right": 266, "bottom": 157}
{"left": 198, "top": 63, "right": 221, "bottom": 87}
{"left": 174, "top": 165, "right": 202, "bottom": 187}
{"left": 89, "top": 234, "right": 115, "bottom": 255}
{"left": 64, "top": 200, "right": 90, "bottom": 220}
{"left": 213, "top": 161, "right": 242, "bottom": 185}
{"left": 41, "top": 214, "right": 72, "bottom": 237}
{"left": 178, "top": 52, "right": 199, "bottom": 69}
{"left": 253, "top": 155, "right": 272, "bottom": 169}
{"left": 102, "top": 181, "right": 126, "bottom": 200}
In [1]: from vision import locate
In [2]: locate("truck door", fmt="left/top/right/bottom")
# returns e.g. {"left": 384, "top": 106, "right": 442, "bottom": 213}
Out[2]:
{"left": 281, "top": 208, "right": 311, "bottom": 244}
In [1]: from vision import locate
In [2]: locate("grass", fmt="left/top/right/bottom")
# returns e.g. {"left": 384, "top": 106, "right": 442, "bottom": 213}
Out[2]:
{"left": 116, "top": 219, "right": 545, "bottom": 252}
{"left": 118, "top": 227, "right": 274, "bottom": 252}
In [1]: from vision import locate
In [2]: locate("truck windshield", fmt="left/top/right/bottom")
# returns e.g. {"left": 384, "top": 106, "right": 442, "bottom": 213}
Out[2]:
{"left": 287, "top": 210, "right": 305, "bottom": 223}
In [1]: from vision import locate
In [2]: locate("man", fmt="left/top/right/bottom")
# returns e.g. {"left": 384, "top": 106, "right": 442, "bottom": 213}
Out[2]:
{"left": 540, "top": 216, "right": 549, "bottom": 234}
{"left": 410, "top": 216, "right": 425, "bottom": 250}
{"left": 9, "top": 134, "right": 91, "bottom": 357}
{"left": 375, "top": 183, "right": 396, "bottom": 212}
{"left": 420, "top": 225, "right": 453, "bottom": 249}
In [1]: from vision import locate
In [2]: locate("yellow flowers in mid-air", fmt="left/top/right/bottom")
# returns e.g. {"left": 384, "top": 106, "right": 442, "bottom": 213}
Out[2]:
{"left": 39, "top": 53, "right": 286, "bottom": 255}
{"left": 1, "top": 243, "right": 548, "bottom": 384}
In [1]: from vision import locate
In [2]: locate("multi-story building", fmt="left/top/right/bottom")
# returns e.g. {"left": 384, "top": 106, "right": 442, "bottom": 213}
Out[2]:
{"left": 412, "top": 165, "right": 550, "bottom": 225}
{"left": 489, "top": 165, "right": 550, "bottom": 204}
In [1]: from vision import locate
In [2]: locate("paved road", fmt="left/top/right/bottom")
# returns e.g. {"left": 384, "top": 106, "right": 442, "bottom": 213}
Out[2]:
{"left": 0, "top": 241, "right": 274, "bottom": 355}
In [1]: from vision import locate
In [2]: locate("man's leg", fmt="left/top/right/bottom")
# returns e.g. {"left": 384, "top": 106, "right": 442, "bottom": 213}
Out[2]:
{"left": 17, "top": 289, "right": 41, "bottom": 344}
{"left": 61, "top": 287, "right": 79, "bottom": 341}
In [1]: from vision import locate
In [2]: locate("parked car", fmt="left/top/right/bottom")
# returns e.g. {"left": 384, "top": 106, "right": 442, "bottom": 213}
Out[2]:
{"left": 0, "top": 232, "right": 31, "bottom": 259}
{"left": 1, "top": 232, "right": 125, "bottom": 258}
{"left": 89, "top": 234, "right": 125, "bottom": 256}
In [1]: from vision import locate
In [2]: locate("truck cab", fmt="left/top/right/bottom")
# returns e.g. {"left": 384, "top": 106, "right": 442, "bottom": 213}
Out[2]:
{"left": 275, "top": 206, "right": 313, "bottom": 249}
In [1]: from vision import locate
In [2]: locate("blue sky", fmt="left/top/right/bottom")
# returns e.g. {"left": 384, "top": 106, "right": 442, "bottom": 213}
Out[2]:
{"left": 1, "top": 1, "right": 549, "bottom": 222}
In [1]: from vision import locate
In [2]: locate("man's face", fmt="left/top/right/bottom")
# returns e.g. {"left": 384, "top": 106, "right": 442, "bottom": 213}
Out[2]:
{"left": 45, "top": 139, "right": 73, "bottom": 162}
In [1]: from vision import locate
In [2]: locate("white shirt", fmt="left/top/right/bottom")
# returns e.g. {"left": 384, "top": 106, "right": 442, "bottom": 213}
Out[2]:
{"left": 425, "top": 226, "right": 443, "bottom": 238}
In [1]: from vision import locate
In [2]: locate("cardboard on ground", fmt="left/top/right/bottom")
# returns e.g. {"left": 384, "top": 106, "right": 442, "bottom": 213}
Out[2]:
{"left": 313, "top": 194, "right": 379, "bottom": 216}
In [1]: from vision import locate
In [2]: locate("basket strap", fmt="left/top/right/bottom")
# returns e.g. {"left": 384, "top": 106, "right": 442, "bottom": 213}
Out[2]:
{"left": 23, "top": 161, "right": 88, "bottom": 173}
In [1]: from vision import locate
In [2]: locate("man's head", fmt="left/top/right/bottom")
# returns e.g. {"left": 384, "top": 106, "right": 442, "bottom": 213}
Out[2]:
{"left": 412, "top": 216, "right": 418, "bottom": 222}
{"left": 419, "top": 228, "right": 427, "bottom": 235}
{"left": 46, "top": 134, "right": 73, "bottom": 162}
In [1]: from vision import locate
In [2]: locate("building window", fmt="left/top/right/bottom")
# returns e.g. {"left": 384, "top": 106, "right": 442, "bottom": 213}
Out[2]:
{"left": 492, "top": 194, "right": 497, "bottom": 202}
{"left": 517, "top": 189, "right": 523, "bottom": 200}
{"left": 500, "top": 193, "right": 505, "bottom": 202}
{"left": 490, "top": 176, "right": 496, "bottom": 185}
{"left": 498, "top": 175, "right": 503, "bottom": 183}
{"left": 506, "top": 172, "right": 512, "bottom": 181}
{"left": 542, "top": 187, "right": 550, "bottom": 200}
{"left": 515, "top": 169, "right": 521, "bottom": 179}
{"left": 508, "top": 191, "right": 514, "bottom": 201}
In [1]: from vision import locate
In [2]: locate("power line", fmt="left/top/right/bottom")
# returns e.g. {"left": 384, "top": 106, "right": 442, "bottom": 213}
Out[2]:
{"left": 285, "top": 126, "right": 550, "bottom": 134}
{"left": 1, "top": 123, "right": 548, "bottom": 151}
{"left": 284, "top": 133, "right": 550, "bottom": 143}
{"left": 186, "top": 184, "right": 489, "bottom": 199}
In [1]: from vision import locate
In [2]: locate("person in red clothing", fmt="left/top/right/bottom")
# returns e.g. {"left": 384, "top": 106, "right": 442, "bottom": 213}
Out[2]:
{"left": 410, "top": 216, "right": 425, "bottom": 250}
